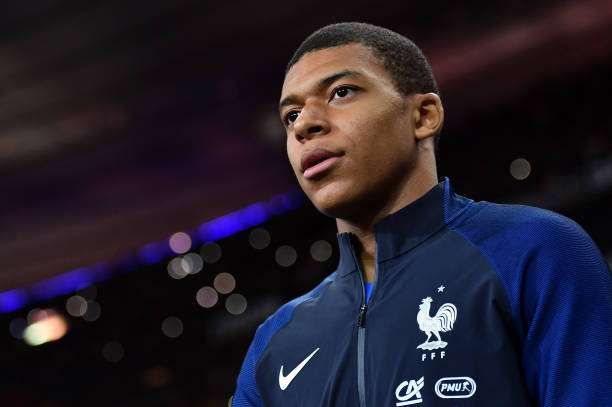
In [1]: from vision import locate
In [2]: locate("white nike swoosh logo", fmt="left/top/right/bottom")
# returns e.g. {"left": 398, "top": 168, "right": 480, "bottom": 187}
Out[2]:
{"left": 278, "top": 347, "right": 320, "bottom": 390}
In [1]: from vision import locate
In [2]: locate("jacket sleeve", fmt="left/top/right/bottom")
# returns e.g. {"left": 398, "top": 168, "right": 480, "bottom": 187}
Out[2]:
{"left": 232, "top": 325, "right": 265, "bottom": 407}
{"left": 520, "top": 216, "right": 612, "bottom": 407}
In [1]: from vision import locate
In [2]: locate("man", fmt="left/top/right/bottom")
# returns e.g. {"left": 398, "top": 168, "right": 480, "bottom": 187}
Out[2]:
{"left": 232, "top": 22, "right": 612, "bottom": 406}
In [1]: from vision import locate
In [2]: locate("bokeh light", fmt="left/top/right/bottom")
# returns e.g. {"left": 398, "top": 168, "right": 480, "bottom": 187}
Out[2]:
{"left": 510, "top": 157, "right": 532, "bottom": 180}
{"left": 196, "top": 286, "right": 218, "bottom": 308}
{"left": 275, "top": 245, "right": 297, "bottom": 267}
{"left": 310, "top": 240, "right": 333, "bottom": 262}
{"left": 214, "top": 272, "right": 236, "bottom": 294}
{"left": 169, "top": 232, "right": 192, "bottom": 254}
{"left": 225, "top": 293, "right": 247, "bottom": 315}
{"left": 182, "top": 253, "right": 203, "bottom": 274}
{"left": 22, "top": 310, "right": 68, "bottom": 346}
{"left": 161, "top": 316, "right": 183, "bottom": 338}
{"left": 83, "top": 301, "right": 101, "bottom": 322}
{"left": 27, "top": 308, "right": 42, "bottom": 323}
{"left": 102, "top": 341, "right": 125, "bottom": 363}
{"left": 9, "top": 317, "right": 27, "bottom": 339}
{"left": 248, "top": 228, "right": 271, "bottom": 250}
{"left": 167, "top": 257, "right": 189, "bottom": 280}
{"left": 142, "top": 366, "right": 172, "bottom": 388}
{"left": 200, "top": 242, "right": 222, "bottom": 264}
{"left": 66, "top": 295, "right": 88, "bottom": 317}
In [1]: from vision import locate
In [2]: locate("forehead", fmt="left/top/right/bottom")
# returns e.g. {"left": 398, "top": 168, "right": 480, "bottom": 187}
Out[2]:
{"left": 281, "top": 43, "right": 394, "bottom": 100}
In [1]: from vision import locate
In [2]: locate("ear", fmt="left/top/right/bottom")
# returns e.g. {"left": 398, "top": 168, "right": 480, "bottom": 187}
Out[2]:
{"left": 412, "top": 93, "right": 444, "bottom": 141}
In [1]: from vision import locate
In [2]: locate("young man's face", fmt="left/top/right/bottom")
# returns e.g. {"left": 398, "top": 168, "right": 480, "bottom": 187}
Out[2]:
{"left": 280, "top": 43, "right": 420, "bottom": 220}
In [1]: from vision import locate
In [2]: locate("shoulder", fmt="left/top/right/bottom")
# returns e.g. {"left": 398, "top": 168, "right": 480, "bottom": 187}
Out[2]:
{"left": 450, "top": 200, "right": 597, "bottom": 255}
{"left": 449, "top": 199, "right": 608, "bottom": 296}
{"left": 449, "top": 199, "right": 610, "bottom": 338}
{"left": 450, "top": 199, "right": 609, "bottom": 305}
{"left": 252, "top": 272, "right": 337, "bottom": 347}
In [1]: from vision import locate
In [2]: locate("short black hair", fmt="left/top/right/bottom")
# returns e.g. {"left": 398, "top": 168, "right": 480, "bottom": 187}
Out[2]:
{"left": 286, "top": 22, "right": 441, "bottom": 152}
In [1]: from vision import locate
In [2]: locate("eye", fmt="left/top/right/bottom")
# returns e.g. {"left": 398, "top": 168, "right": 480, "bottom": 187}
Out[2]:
{"left": 283, "top": 110, "right": 300, "bottom": 126}
{"left": 330, "top": 85, "right": 358, "bottom": 101}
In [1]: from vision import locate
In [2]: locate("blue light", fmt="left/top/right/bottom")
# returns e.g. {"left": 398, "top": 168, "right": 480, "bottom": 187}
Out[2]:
{"left": 139, "top": 242, "right": 171, "bottom": 265}
{"left": 0, "top": 189, "right": 304, "bottom": 314}
{"left": 198, "top": 213, "right": 245, "bottom": 241}
{"left": 0, "top": 289, "right": 28, "bottom": 313}
{"left": 267, "top": 189, "right": 303, "bottom": 214}
{"left": 241, "top": 203, "right": 269, "bottom": 227}
{"left": 29, "top": 263, "right": 111, "bottom": 302}
{"left": 31, "top": 268, "right": 92, "bottom": 301}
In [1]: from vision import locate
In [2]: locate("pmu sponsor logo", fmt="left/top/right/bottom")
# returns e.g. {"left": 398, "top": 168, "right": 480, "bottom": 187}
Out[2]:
{"left": 434, "top": 376, "right": 476, "bottom": 399}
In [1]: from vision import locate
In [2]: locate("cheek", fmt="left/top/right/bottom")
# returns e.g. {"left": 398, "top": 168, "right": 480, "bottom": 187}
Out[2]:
{"left": 335, "top": 113, "right": 416, "bottom": 202}
{"left": 286, "top": 140, "right": 301, "bottom": 174}
{"left": 344, "top": 108, "right": 413, "bottom": 166}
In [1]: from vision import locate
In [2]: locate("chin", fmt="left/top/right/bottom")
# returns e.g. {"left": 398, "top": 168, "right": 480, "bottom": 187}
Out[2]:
{"left": 305, "top": 180, "right": 364, "bottom": 219}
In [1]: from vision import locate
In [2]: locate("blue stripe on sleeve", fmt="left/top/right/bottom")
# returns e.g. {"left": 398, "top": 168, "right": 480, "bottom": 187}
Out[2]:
{"left": 450, "top": 202, "right": 612, "bottom": 407}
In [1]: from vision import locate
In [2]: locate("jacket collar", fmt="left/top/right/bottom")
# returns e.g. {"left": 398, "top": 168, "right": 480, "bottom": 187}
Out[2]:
{"left": 336, "top": 177, "right": 473, "bottom": 277}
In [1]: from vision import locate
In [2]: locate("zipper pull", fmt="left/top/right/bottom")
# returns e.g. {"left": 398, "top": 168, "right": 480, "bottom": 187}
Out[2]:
{"left": 357, "top": 304, "right": 368, "bottom": 328}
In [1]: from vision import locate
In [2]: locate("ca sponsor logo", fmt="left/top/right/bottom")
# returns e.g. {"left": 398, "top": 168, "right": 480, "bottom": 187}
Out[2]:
{"left": 395, "top": 376, "right": 424, "bottom": 406}
{"left": 434, "top": 376, "right": 477, "bottom": 399}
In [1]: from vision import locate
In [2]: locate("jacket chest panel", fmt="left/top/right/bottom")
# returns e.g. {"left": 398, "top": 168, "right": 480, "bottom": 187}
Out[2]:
{"left": 361, "top": 240, "right": 528, "bottom": 405}
{"left": 257, "top": 281, "right": 361, "bottom": 406}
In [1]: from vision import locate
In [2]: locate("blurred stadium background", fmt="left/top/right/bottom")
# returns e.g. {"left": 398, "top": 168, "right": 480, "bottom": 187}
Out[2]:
{"left": 1, "top": 0, "right": 611, "bottom": 405}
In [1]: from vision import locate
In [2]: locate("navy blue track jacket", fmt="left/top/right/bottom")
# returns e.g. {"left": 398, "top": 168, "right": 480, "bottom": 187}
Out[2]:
{"left": 232, "top": 178, "right": 612, "bottom": 407}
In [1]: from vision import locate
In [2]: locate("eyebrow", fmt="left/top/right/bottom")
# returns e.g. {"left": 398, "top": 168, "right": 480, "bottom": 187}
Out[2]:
{"left": 279, "top": 70, "right": 363, "bottom": 111}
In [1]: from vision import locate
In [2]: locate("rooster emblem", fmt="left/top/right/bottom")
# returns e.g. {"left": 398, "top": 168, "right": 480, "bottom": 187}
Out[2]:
{"left": 416, "top": 297, "right": 457, "bottom": 350}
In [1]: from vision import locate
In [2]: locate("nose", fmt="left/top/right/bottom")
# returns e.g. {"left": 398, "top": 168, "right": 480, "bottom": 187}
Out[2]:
{"left": 292, "top": 105, "right": 329, "bottom": 142}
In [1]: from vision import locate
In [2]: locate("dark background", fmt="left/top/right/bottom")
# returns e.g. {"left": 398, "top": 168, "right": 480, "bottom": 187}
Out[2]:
{"left": 0, "top": 0, "right": 611, "bottom": 405}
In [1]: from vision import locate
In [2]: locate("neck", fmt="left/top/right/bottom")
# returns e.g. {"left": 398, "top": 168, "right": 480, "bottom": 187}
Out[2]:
{"left": 336, "top": 166, "right": 437, "bottom": 282}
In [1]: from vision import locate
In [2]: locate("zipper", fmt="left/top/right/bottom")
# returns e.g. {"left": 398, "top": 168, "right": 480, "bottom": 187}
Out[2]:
{"left": 349, "top": 234, "right": 378, "bottom": 407}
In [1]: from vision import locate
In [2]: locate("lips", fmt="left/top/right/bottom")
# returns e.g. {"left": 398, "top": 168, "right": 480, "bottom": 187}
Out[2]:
{"left": 300, "top": 148, "right": 341, "bottom": 179}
